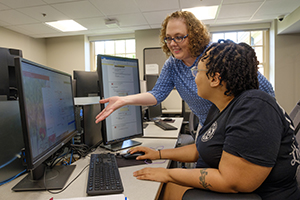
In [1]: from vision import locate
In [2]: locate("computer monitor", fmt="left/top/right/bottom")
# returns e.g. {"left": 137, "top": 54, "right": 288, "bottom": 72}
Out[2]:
{"left": 145, "top": 75, "right": 162, "bottom": 120}
{"left": 12, "top": 58, "right": 78, "bottom": 191}
{"left": 97, "top": 55, "right": 143, "bottom": 151}
{"left": 0, "top": 47, "right": 22, "bottom": 100}
{"left": 73, "top": 70, "right": 100, "bottom": 97}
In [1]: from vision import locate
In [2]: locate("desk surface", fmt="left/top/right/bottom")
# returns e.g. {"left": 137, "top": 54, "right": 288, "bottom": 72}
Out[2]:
{"left": 143, "top": 118, "right": 183, "bottom": 139}
{"left": 1, "top": 137, "right": 178, "bottom": 200}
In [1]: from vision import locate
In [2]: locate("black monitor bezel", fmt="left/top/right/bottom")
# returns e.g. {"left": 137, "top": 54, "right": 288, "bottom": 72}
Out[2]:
{"left": 73, "top": 70, "right": 100, "bottom": 97}
{"left": 96, "top": 54, "right": 143, "bottom": 146}
{"left": 15, "top": 57, "right": 78, "bottom": 171}
{"left": 0, "top": 47, "right": 22, "bottom": 100}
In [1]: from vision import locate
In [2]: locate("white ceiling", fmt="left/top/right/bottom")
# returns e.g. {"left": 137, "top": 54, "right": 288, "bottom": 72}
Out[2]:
{"left": 0, "top": 0, "right": 300, "bottom": 38}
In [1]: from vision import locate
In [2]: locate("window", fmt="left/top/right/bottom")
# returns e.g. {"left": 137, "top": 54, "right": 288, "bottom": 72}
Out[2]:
{"left": 212, "top": 31, "right": 268, "bottom": 76}
{"left": 93, "top": 39, "right": 136, "bottom": 70}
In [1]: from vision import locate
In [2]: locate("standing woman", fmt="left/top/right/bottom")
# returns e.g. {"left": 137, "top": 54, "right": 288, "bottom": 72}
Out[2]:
{"left": 95, "top": 11, "right": 274, "bottom": 127}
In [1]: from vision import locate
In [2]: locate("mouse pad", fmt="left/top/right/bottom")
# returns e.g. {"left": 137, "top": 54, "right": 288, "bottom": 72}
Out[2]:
{"left": 116, "top": 156, "right": 152, "bottom": 168}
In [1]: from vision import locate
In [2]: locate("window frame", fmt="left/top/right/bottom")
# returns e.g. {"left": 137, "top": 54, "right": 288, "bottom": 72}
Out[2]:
{"left": 91, "top": 39, "right": 136, "bottom": 71}
{"left": 211, "top": 30, "right": 269, "bottom": 77}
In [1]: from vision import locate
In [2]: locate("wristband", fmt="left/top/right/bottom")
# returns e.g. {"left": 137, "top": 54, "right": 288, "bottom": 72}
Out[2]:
{"left": 158, "top": 149, "right": 162, "bottom": 159}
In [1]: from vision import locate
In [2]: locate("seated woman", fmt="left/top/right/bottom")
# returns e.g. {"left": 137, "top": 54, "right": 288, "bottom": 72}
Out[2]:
{"left": 130, "top": 40, "right": 300, "bottom": 200}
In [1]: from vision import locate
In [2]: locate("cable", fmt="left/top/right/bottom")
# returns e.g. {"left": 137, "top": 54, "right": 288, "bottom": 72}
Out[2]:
{"left": 0, "top": 152, "right": 22, "bottom": 169}
{"left": 46, "top": 164, "right": 90, "bottom": 194}
{"left": 70, "top": 140, "right": 102, "bottom": 158}
{"left": 0, "top": 169, "right": 26, "bottom": 186}
{"left": 0, "top": 151, "right": 26, "bottom": 186}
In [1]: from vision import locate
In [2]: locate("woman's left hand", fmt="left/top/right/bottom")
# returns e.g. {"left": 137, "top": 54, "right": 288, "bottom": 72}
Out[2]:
{"left": 133, "top": 167, "right": 170, "bottom": 183}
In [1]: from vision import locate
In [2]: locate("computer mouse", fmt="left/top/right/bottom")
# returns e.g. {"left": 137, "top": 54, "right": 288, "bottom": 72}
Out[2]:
{"left": 122, "top": 151, "right": 145, "bottom": 159}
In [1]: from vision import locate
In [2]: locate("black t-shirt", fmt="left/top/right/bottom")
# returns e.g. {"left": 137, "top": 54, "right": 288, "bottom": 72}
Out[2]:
{"left": 196, "top": 90, "right": 300, "bottom": 200}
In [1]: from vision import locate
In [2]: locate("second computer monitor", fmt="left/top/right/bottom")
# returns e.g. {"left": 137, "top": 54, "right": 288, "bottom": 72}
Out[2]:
{"left": 73, "top": 70, "right": 99, "bottom": 97}
{"left": 97, "top": 55, "right": 143, "bottom": 151}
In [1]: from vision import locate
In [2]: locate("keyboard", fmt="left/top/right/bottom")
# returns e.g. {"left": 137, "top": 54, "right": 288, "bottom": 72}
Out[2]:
{"left": 86, "top": 153, "right": 124, "bottom": 196}
{"left": 154, "top": 121, "right": 178, "bottom": 130}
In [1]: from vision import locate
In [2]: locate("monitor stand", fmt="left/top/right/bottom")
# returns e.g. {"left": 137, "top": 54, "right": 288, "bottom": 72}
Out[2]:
{"left": 12, "top": 165, "right": 76, "bottom": 191}
{"left": 101, "top": 139, "right": 142, "bottom": 152}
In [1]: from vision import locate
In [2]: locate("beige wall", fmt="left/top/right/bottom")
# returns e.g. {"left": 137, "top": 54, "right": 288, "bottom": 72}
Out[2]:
{"left": 46, "top": 35, "right": 87, "bottom": 77}
{"left": 0, "top": 27, "right": 47, "bottom": 65}
{"left": 271, "top": 20, "right": 300, "bottom": 113}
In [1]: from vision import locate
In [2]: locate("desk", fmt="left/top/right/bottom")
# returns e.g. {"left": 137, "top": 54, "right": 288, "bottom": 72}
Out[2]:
{"left": 0, "top": 138, "right": 178, "bottom": 200}
{"left": 143, "top": 118, "right": 183, "bottom": 139}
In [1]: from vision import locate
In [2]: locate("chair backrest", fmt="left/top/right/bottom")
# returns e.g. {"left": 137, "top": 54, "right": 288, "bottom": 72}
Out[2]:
{"left": 290, "top": 100, "right": 300, "bottom": 137}
{"left": 188, "top": 112, "right": 199, "bottom": 139}
{"left": 182, "top": 100, "right": 191, "bottom": 121}
{"left": 289, "top": 100, "right": 300, "bottom": 188}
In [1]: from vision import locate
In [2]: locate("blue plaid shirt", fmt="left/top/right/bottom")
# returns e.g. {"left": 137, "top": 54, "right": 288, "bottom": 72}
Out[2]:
{"left": 148, "top": 55, "right": 275, "bottom": 126}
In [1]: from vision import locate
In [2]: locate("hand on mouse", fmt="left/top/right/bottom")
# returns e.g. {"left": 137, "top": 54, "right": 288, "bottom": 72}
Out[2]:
{"left": 129, "top": 146, "right": 160, "bottom": 160}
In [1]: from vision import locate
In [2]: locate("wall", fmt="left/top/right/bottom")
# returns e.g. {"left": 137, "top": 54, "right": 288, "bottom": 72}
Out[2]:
{"left": 0, "top": 27, "right": 47, "bottom": 65}
{"left": 273, "top": 24, "right": 300, "bottom": 113}
{"left": 135, "top": 29, "right": 161, "bottom": 80}
{"left": 46, "top": 35, "right": 86, "bottom": 77}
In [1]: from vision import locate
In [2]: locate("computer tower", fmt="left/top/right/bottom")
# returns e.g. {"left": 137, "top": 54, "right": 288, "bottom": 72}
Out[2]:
{"left": 74, "top": 97, "right": 102, "bottom": 147}
{"left": 0, "top": 101, "right": 26, "bottom": 183}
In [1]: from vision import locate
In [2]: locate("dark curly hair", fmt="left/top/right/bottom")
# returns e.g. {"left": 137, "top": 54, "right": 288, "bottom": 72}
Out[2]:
{"left": 159, "top": 11, "right": 211, "bottom": 58}
{"left": 201, "top": 39, "right": 259, "bottom": 97}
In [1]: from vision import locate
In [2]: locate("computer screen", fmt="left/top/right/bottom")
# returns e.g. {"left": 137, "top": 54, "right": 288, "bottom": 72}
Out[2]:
{"left": 0, "top": 47, "right": 22, "bottom": 100}
{"left": 12, "top": 58, "right": 78, "bottom": 191}
{"left": 73, "top": 70, "right": 100, "bottom": 97}
{"left": 97, "top": 55, "right": 143, "bottom": 151}
{"left": 145, "top": 75, "right": 162, "bottom": 120}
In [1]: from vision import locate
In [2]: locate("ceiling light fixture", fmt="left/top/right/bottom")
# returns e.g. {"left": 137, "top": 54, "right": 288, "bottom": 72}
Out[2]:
{"left": 183, "top": 5, "right": 219, "bottom": 20}
{"left": 46, "top": 20, "right": 87, "bottom": 32}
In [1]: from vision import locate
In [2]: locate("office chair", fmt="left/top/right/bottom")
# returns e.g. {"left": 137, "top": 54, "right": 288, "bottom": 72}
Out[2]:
{"left": 177, "top": 100, "right": 195, "bottom": 146}
{"left": 182, "top": 99, "right": 300, "bottom": 200}
{"left": 290, "top": 99, "right": 300, "bottom": 188}
{"left": 188, "top": 112, "right": 200, "bottom": 139}
{"left": 290, "top": 100, "right": 300, "bottom": 139}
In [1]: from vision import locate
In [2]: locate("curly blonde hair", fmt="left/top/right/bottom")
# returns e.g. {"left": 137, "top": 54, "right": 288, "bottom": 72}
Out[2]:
{"left": 160, "top": 11, "right": 211, "bottom": 58}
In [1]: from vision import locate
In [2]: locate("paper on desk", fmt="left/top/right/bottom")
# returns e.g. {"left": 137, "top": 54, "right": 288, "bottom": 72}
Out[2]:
{"left": 53, "top": 194, "right": 126, "bottom": 200}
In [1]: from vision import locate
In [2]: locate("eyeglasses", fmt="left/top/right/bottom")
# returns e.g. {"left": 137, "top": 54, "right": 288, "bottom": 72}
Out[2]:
{"left": 164, "top": 34, "right": 188, "bottom": 44}
{"left": 191, "top": 66, "right": 208, "bottom": 77}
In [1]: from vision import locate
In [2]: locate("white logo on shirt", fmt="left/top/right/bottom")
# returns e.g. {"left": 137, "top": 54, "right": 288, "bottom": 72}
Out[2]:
{"left": 290, "top": 137, "right": 300, "bottom": 179}
{"left": 201, "top": 121, "right": 217, "bottom": 142}
{"left": 290, "top": 138, "right": 300, "bottom": 166}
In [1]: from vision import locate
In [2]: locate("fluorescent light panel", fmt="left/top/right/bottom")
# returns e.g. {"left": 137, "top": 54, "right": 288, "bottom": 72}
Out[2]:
{"left": 46, "top": 20, "right": 87, "bottom": 32}
{"left": 183, "top": 6, "right": 218, "bottom": 20}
